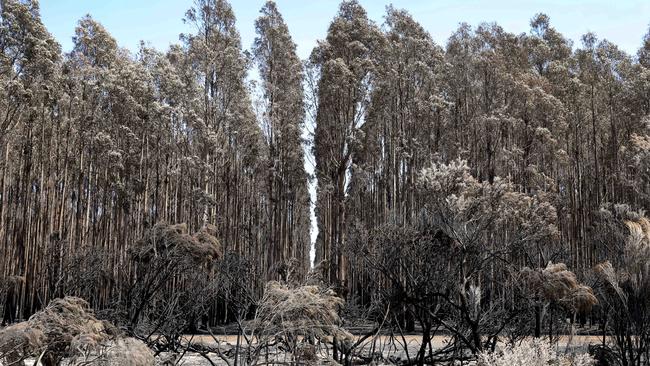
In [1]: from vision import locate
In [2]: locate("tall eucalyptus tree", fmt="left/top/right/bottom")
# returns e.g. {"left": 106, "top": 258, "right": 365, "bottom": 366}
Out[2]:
{"left": 310, "top": 0, "right": 383, "bottom": 286}
{"left": 253, "top": 1, "right": 311, "bottom": 278}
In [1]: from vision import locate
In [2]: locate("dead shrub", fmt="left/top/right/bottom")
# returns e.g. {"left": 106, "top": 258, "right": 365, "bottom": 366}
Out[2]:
{"left": 521, "top": 262, "right": 597, "bottom": 312}
{"left": 253, "top": 280, "right": 353, "bottom": 361}
{"left": 130, "top": 222, "right": 221, "bottom": 264}
{"left": 0, "top": 296, "right": 121, "bottom": 366}
{"left": 256, "top": 281, "right": 352, "bottom": 342}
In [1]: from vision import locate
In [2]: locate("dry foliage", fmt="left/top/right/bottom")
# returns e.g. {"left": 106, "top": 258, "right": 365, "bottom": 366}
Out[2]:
{"left": 0, "top": 296, "right": 154, "bottom": 366}
{"left": 521, "top": 262, "right": 597, "bottom": 312}
{"left": 591, "top": 210, "right": 650, "bottom": 365}
{"left": 255, "top": 281, "right": 353, "bottom": 344}
{"left": 593, "top": 261, "right": 626, "bottom": 303}
{"left": 622, "top": 218, "right": 650, "bottom": 276}
{"left": 130, "top": 223, "right": 221, "bottom": 264}
{"left": 595, "top": 215, "right": 650, "bottom": 293}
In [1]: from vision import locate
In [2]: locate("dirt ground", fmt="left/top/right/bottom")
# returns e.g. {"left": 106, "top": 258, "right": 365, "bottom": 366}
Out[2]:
{"left": 163, "top": 334, "right": 605, "bottom": 365}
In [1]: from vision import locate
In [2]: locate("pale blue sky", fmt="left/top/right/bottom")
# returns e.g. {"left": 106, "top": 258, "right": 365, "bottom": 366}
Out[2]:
{"left": 40, "top": 0, "right": 650, "bottom": 59}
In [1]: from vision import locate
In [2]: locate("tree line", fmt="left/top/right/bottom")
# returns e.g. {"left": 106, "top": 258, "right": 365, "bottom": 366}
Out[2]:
{"left": 312, "top": 1, "right": 650, "bottom": 290}
{"left": 0, "top": 0, "right": 310, "bottom": 323}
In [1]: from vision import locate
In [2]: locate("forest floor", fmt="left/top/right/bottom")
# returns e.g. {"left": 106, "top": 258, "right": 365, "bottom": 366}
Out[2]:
{"left": 156, "top": 334, "right": 603, "bottom": 365}
{"left": 14, "top": 334, "right": 604, "bottom": 365}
